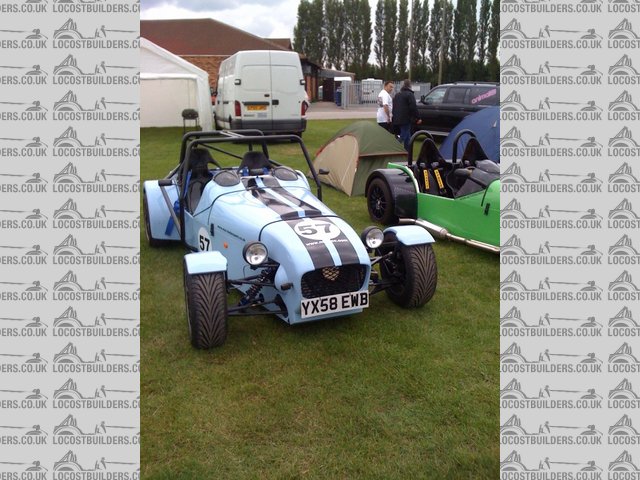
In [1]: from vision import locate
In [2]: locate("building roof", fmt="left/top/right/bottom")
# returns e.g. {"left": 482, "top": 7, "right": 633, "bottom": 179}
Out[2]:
{"left": 140, "top": 18, "right": 290, "bottom": 56}
{"left": 268, "top": 38, "right": 293, "bottom": 50}
{"left": 319, "top": 68, "right": 356, "bottom": 79}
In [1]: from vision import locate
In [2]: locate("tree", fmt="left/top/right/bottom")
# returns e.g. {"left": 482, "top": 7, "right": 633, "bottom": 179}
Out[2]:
{"left": 450, "top": 0, "right": 465, "bottom": 79}
{"left": 293, "top": 0, "right": 311, "bottom": 57}
{"left": 462, "top": 0, "right": 477, "bottom": 78}
{"left": 307, "top": 0, "right": 325, "bottom": 65}
{"left": 382, "top": 0, "right": 397, "bottom": 78}
{"left": 409, "top": 0, "right": 429, "bottom": 80}
{"left": 409, "top": 0, "right": 421, "bottom": 79}
{"left": 343, "top": 0, "right": 357, "bottom": 69}
{"left": 477, "top": 0, "right": 491, "bottom": 66}
{"left": 325, "top": 0, "right": 346, "bottom": 70}
{"left": 356, "top": 0, "right": 372, "bottom": 75}
{"left": 374, "top": 0, "right": 385, "bottom": 72}
{"left": 442, "top": 0, "right": 454, "bottom": 82}
{"left": 487, "top": 0, "right": 500, "bottom": 80}
{"left": 343, "top": 0, "right": 371, "bottom": 76}
{"left": 396, "top": 0, "right": 409, "bottom": 77}
{"left": 293, "top": 0, "right": 324, "bottom": 66}
{"left": 428, "top": 0, "right": 452, "bottom": 84}
{"left": 450, "top": 0, "right": 476, "bottom": 80}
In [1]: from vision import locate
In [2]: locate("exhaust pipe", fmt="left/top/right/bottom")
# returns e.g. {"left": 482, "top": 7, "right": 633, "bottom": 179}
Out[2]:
{"left": 399, "top": 218, "right": 500, "bottom": 254}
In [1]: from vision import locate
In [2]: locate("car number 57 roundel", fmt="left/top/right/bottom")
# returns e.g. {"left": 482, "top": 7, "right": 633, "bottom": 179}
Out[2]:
{"left": 301, "top": 291, "right": 369, "bottom": 319}
{"left": 294, "top": 219, "right": 341, "bottom": 241}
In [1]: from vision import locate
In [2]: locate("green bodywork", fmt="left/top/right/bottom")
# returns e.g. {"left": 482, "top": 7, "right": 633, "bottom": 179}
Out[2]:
{"left": 388, "top": 162, "right": 500, "bottom": 247}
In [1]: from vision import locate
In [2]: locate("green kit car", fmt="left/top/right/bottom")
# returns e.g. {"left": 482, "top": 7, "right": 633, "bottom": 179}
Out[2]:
{"left": 365, "top": 131, "right": 500, "bottom": 253}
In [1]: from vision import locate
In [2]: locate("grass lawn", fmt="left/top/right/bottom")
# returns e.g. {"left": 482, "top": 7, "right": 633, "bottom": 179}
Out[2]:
{"left": 141, "top": 121, "right": 499, "bottom": 479}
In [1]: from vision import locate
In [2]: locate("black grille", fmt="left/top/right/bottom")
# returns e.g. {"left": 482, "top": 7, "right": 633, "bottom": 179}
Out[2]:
{"left": 301, "top": 265, "right": 367, "bottom": 299}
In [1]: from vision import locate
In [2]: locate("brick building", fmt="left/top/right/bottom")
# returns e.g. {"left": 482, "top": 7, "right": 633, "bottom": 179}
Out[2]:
{"left": 140, "top": 18, "right": 321, "bottom": 100}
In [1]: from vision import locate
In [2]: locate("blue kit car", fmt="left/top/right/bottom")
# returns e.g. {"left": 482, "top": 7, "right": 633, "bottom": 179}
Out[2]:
{"left": 143, "top": 131, "right": 437, "bottom": 348}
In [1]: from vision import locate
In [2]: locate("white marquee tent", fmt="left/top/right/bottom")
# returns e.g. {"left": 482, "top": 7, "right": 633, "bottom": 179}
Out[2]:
{"left": 140, "top": 38, "right": 213, "bottom": 130}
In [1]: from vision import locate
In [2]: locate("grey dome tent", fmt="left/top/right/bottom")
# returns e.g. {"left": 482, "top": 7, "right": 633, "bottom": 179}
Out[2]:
{"left": 313, "top": 121, "right": 407, "bottom": 196}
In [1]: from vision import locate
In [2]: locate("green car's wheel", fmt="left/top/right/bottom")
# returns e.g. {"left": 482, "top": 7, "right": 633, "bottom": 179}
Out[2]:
{"left": 367, "top": 177, "right": 398, "bottom": 225}
{"left": 183, "top": 265, "right": 228, "bottom": 349}
{"left": 379, "top": 235, "right": 437, "bottom": 307}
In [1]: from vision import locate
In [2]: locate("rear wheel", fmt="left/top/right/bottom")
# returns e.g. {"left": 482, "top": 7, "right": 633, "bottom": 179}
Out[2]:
{"left": 183, "top": 265, "right": 228, "bottom": 349}
{"left": 367, "top": 177, "right": 398, "bottom": 225}
{"left": 379, "top": 235, "right": 437, "bottom": 307}
{"left": 143, "top": 190, "right": 169, "bottom": 248}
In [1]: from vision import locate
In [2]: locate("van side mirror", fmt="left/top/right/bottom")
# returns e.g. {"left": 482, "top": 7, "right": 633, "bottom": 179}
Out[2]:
{"left": 300, "top": 79, "right": 306, "bottom": 86}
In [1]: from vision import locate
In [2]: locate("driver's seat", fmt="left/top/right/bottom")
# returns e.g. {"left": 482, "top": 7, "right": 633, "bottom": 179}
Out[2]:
{"left": 187, "top": 148, "right": 214, "bottom": 213}
{"left": 447, "top": 138, "right": 490, "bottom": 195}
{"left": 460, "top": 137, "right": 489, "bottom": 167}
{"left": 414, "top": 139, "right": 451, "bottom": 197}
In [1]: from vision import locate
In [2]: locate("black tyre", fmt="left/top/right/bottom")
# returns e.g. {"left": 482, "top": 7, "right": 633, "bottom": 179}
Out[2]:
{"left": 183, "top": 266, "right": 228, "bottom": 349}
{"left": 367, "top": 177, "right": 398, "bottom": 225}
{"left": 380, "top": 237, "right": 437, "bottom": 308}
{"left": 143, "top": 190, "right": 171, "bottom": 248}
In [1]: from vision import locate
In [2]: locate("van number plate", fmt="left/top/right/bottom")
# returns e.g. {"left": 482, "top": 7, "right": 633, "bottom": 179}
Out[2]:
{"left": 300, "top": 291, "right": 369, "bottom": 319}
{"left": 246, "top": 105, "right": 267, "bottom": 111}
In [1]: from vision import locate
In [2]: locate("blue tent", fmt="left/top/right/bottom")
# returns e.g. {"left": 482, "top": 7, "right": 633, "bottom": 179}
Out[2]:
{"left": 439, "top": 106, "right": 500, "bottom": 162}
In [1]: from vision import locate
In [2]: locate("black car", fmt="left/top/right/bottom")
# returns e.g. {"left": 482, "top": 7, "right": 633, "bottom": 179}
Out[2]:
{"left": 414, "top": 82, "right": 499, "bottom": 135}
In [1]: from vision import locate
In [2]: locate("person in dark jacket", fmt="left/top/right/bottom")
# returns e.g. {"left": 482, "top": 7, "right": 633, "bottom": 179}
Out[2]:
{"left": 392, "top": 79, "right": 422, "bottom": 151}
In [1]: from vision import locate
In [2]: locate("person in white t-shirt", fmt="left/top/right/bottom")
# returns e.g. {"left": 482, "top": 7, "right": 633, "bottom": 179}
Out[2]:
{"left": 376, "top": 81, "right": 394, "bottom": 132}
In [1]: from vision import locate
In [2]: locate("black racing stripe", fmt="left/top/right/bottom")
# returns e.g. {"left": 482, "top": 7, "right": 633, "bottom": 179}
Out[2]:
{"left": 326, "top": 218, "right": 361, "bottom": 265}
{"left": 260, "top": 175, "right": 281, "bottom": 188}
{"left": 242, "top": 177, "right": 258, "bottom": 189}
{"left": 244, "top": 177, "right": 301, "bottom": 219}
{"left": 244, "top": 175, "right": 322, "bottom": 219}
{"left": 258, "top": 175, "right": 323, "bottom": 218}
{"left": 286, "top": 219, "right": 335, "bottom": 269}
{"left": 255, "top": 187, "right": 321, "bottom": 220}
{"left": 271, "top": 188, "right": 323, "bottom": 217}
{"left": 251, "top": 188, "right": 299, "bottom": 220}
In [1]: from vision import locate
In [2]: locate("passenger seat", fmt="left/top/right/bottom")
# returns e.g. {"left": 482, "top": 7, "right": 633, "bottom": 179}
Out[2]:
{"left": 187, "top": 148, "right": 214, "bottom": 213}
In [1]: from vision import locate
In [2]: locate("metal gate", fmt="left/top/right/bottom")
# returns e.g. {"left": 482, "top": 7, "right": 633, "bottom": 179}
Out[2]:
{"left": 338, "top": 81, "right": 432, "bottom": 109}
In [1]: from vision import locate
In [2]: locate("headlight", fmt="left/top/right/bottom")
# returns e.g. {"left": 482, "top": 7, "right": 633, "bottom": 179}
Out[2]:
{"left": 243, "top": 241, "right": 268, "bottom": 265}
{"left": 361, "top": 226, "right": 384, "bottom": 249}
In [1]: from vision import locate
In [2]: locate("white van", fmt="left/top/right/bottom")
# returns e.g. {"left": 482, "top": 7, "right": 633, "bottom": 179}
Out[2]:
{"left": 214, "top": 50, "right": 307, "bottom": 135}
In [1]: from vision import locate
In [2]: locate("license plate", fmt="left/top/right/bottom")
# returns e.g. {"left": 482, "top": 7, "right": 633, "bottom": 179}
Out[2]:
{"left": 301, "top": 291, "right": 369, "bottom": 319}
{"left": 246, "top": 105, "right": 267, "bottom": 111}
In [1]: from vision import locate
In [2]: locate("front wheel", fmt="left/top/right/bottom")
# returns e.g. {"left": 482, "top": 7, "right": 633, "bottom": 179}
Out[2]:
{"left": 367, "top": 177, "right": 397, "bottom": 225}
{"left": 380, "top": 238, "right": 437, "bottom": 308}
{"left": 183, "top": 266, "right": 228, "bottom": 349}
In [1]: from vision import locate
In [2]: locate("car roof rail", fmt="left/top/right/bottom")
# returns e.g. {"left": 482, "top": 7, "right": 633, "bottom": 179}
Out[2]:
{"left": 452, "top": 81, "right": 499, "bottom": 86}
